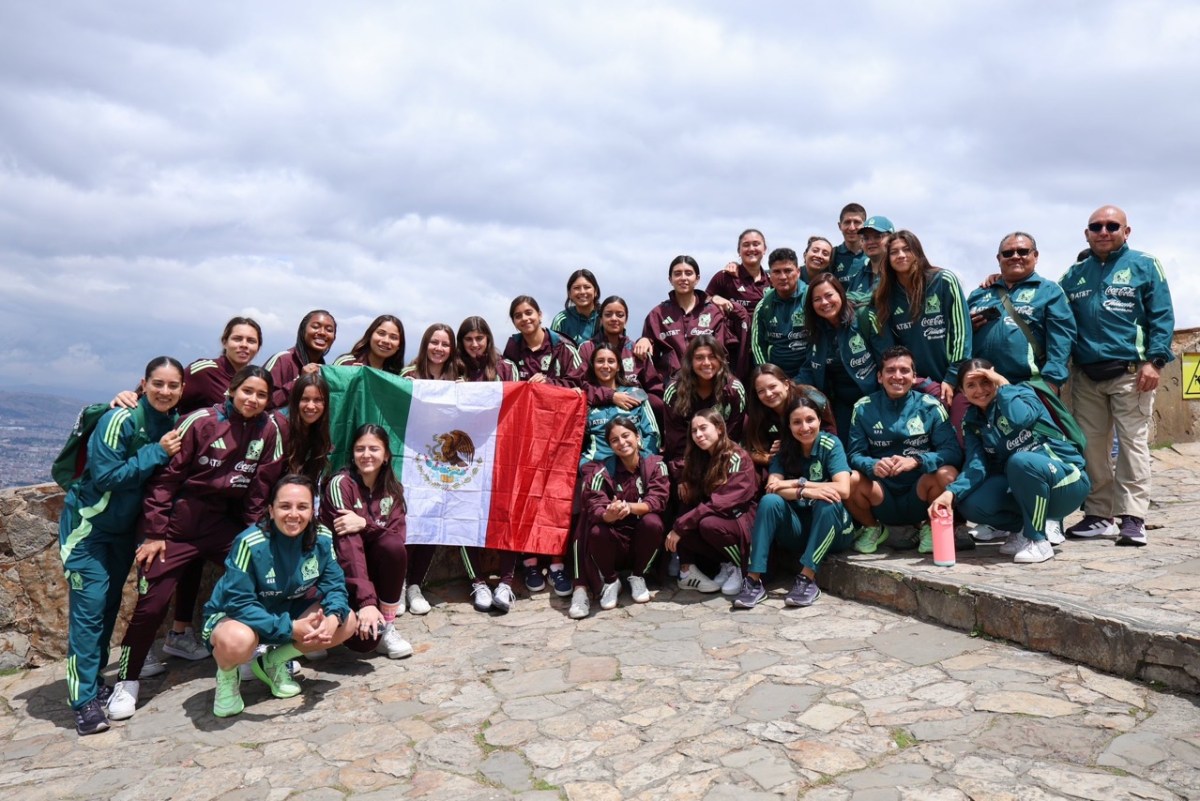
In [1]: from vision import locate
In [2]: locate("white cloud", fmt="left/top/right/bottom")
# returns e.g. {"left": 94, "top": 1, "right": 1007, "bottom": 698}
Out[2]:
{"left": 0, "top": 0, "right": 1196, "bottom": 396}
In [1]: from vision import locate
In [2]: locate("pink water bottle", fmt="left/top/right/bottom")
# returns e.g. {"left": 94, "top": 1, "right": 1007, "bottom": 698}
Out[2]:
{"left": 931, "top": 508, "right": 956, "bottom": 566}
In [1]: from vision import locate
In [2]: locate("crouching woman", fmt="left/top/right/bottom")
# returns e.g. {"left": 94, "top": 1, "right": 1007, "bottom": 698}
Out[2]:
{"left": 201, "top": 474, "right": 356, "bottom": 718}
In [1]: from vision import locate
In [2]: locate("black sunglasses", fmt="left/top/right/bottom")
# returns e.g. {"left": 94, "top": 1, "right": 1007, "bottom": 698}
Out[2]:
{"left": 999, "top": 248, "right": 1033, "bottom": 258}
{"left": 1088, "top": 221, "right": 1122, "bottom": 233}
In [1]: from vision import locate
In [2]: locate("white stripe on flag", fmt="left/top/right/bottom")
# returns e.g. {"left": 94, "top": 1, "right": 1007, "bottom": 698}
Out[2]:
{"left": 402, "top": 380, "right": 502, "bottom": 547}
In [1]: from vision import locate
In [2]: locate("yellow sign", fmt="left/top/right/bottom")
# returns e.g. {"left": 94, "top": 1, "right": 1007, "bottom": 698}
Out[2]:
{"left": 1184, "top": 353, "right": 1200, "bottom": 401}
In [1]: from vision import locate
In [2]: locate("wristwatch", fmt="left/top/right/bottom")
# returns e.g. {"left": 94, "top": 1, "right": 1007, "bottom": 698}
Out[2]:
{"left": 1150, "top": 357, "right": 1167, "bottom": 370}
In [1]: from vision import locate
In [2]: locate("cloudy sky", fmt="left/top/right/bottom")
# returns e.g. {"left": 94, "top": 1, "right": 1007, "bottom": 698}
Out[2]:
{"left": 1, "top": 1, "right": 1196, "bottom": 398}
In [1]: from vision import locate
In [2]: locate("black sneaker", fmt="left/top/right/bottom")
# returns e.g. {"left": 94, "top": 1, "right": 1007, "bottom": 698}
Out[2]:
{"left": 523, "top": 564, "right": 546, "bottom": 592}
{"left": 953, "top": 525, "right": 976, "bottom": 552}
{"left": 1116, "top": 516, "right": 1148, "bottom": 547}
{"left": 548, "top": 568, "right": 573, "bottom": 598}
{"left": 784, "top": 575, "right": 821, "bottom": 607}
{"left": 96, "top": 682, "right": 113, "bottom": 706}
{"left": 732, "top": 576, "right": 766, "bottom": 609}
{"left": 74, "top": 699, "right": 110, "bottom": 736}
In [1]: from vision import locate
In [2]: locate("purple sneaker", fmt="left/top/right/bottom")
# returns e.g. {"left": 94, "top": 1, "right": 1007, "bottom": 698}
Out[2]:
{"left": 1115, "top": 516, "right": 1147, "bottom": 547}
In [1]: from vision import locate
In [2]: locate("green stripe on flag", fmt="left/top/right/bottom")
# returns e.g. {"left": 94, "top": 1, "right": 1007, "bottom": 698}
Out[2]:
{"left": 322, "top": 366, "right": 414, "bottom": 480}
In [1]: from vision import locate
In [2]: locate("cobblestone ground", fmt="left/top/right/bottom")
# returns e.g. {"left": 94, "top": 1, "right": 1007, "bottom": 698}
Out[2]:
{"left": 1, "top": 579, "right": 1197, "bottom": 801}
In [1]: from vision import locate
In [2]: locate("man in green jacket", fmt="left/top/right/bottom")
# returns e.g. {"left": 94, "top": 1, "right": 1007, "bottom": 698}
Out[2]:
{"left": 1060, "top": 206, "right": 1175, "bottom": 546}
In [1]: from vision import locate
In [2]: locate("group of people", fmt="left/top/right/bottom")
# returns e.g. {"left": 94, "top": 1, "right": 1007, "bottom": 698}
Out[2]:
{"left": 57, "top": 202, "right": 1175, "bottom": 736}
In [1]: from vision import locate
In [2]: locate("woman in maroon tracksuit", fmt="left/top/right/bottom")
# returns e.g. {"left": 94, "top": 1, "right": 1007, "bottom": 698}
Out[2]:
{"left": 264, "top": 310, "right": 337, "bottom": 408}
{"left": 569, "top": 417, "right": 670, "bottom": 620}
{"left": 110, "top": 366, "right": 284, "bottom": 720}
{"left": 503, "top": 295, "right": 584, "bottom": 597}
{"left": 502, "top": 295, "right": 583, "bottom": 387}
{"left": 320, "top": 424, "right": 412, "bottom": 659}
{"left": 457, "top": 316, "right": 519, "bottom": 382}
{"left": 634, "top": 255, "right": 750, "bottom": 382}
{"left": 576, "top": 295, "right": 663, "bottom": 421}
{"left": 332, "top": 314, "right": 405, "bottom": 373}
{"left": 666, "top": 408, "right": 758, "bottom": 597}
{"left": 661, "top": 335, "right": 747, "bottom": 479}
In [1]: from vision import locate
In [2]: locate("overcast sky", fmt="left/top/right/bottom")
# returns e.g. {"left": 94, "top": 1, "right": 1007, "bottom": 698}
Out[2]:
{"left": 1, "top": 1, "right": 1196, "bottom": 398}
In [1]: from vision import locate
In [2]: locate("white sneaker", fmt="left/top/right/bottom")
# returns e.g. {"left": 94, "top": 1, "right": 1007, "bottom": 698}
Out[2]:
{"left": 599, "top": 580, "right": 621, "bottom": 610}
{"left": 1013, "top": 538, "right": 1055, "bottom": 564}
{"left": 1045, "top": 519, "right": 1065, "bottom": 545}
{"left": 106, "top": 680, "right": 138, "bottom": 720}
{"left": 492, "top": 582, "right": 515, "bottom": 614}
{"left": 406, "top": 584, "right": 432, "bottom": 616}
{"left": 139, "top": 649, "right": 166, "bottom": 678}
{"left": 720, "top": 565, "right": 743, "bottom": 596}
{"left": 677, "top": 567, "right": 721, "bottom": 593}
{"left": 163, "top": 628, "right": 209, "bottom": 661}
{"left": 999, "top": 531, "right": 1031, "bottom": 556}
{"left": 713, "top": 562, "right": 735, "bottom": 587}
{"left": 627, "top": 575, "right": 651, "bottom": 604}
{"left": 376, "top": 623, "right": 414, "bottom": 659}
{"left": 471, "top": 582, "right": 494, "bottom": 612}
{"left": 568, "top": 586, "right": 590, "bottom": 619}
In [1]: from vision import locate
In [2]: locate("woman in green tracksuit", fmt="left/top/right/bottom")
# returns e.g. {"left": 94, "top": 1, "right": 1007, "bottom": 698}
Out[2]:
{"left": 202, "top": 474, "right": 356, "bottom": 717}
{"left": 929, "top": 359, "right": 1090, "bottom": 564}
{"left": 59, "top": 357, "right": 184, "bottom": 735}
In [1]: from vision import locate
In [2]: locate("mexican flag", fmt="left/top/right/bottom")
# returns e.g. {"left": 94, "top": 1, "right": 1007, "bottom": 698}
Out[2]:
{"left": 322, "top": 366, "right": 585, "bottom": 555}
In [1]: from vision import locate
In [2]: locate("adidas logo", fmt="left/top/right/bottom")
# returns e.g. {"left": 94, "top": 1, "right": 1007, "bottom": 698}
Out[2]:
{"left": 873, "top": 422, "right": 884, "bottom": 432}
{"left": 210, "top": 437, "right": 226, "bottom": 450}
{"left": 264, "top": 567, "right": 276, "bottom": 584}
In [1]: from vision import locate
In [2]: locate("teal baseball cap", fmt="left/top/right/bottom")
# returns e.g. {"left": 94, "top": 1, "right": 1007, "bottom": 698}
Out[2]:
{"left": 862, "top": 215, "right": 895, "bottom": 234}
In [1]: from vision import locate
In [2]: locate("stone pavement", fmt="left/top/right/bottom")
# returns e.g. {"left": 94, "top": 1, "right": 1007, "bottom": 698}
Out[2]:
{"left": 2, "top": 575, "right": 1199, "bottom": 799}
{"left": 0, "top": 447, "right": 1199, "bottom": 799}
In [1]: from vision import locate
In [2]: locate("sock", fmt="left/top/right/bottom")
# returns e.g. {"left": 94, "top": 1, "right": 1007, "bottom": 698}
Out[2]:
{"left": 549, "top": 562, "right": 564, "bottom": 571}
{"left": 263, "top": 643, "right": 301, "bottom": 668}
{"left": 379, "top": 599, "right": 401, "bottom": 624}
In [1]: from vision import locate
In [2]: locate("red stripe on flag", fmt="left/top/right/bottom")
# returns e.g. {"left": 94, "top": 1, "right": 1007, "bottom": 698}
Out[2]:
{"left": 485, "top": 382, "right": 586, "bottom": 554}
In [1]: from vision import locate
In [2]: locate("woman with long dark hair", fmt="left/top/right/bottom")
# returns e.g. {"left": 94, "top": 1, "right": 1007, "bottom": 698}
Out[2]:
{"left": 798, "top": 273, "right": 880, "bottom": 446}
{"left": 871, "top": 231, "right": 970, "bottom": 405}
{"left": 332, "top": 314, "right": 405, "bottom": 373}
{"left": 320, "top": 424, "right": 414, "bottom": 657}
{"left": 579, "top": 341, "right": 660, "bottom": 465}
{"left": 744, "top": 364, "right": 834, "bottom": 477}
{"left": 733, "top": 397, "right": 854, "bottom": 610}
{"left": 666, "top": 409, "right": 758, "bottom": 597}
{"left": 550, "top": 268, "right": 601, "bottom": 345}
{"left": 457, "top": 316, "right": 518, "bottom": 382}
{"left": 661, "top": 335, "right": 746, "bottom": 476}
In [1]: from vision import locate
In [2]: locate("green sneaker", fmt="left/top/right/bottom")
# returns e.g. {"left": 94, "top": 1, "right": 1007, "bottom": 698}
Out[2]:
{"left": 213, "top": 667, "right": 244, "bottom": 717}
{"left": 251, "top": 653, "right": 301, "bottom": 699}
{"left": 853, "top": 525, "right": 887, "bottom": 554}
{"left": 917, "top": 522, "right": 934, "bottom": 554}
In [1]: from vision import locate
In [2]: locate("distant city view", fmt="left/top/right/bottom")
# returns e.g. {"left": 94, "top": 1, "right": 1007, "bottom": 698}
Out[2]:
{"left": 0, "top": 392, "right": 85, "bottom": 488}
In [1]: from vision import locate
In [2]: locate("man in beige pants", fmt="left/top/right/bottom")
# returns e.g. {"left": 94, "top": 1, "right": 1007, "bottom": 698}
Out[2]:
{"left": 1059, "top": 206, "right": 1175, "bottom": 546}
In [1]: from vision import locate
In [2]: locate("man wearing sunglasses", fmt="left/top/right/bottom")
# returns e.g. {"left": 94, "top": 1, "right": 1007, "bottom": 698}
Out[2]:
{"left": 1060, "top": 206, "right": 1175, "bottom": 547}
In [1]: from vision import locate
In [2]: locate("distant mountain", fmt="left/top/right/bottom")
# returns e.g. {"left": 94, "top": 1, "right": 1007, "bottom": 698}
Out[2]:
{"left": 0, "top": 391, "right": 87, "bottom": 488}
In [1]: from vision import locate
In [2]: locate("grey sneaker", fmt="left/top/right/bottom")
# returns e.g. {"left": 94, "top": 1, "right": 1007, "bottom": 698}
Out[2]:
{"left": 732, "top": 576, "right": 766, "bottom": 609}
{"left": 1115, "top": 516, "right": 1148, "bottom": 547}
{"left": 163, "top": 628, "right": 209, "bottom": 661}
{"left": 139, "top": 649, "right": 167, "bottom": 678}
{"left": 75, "top": 698, "right": 110, "bottom": 736}
{"left": 999, "top": 531, "right": 1031, "bottom": 556}
{"left": 784, "top": 575, "right": 821, "bottom": 607}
